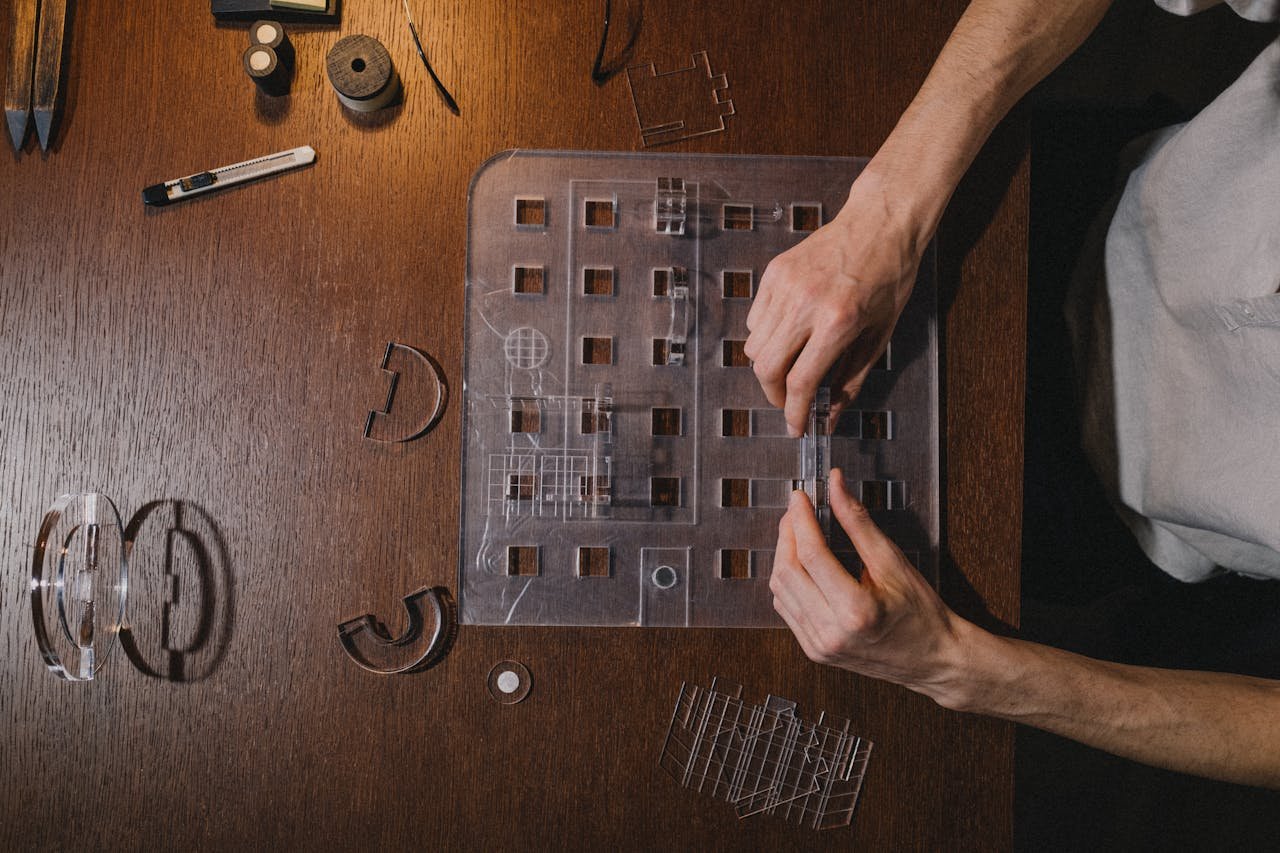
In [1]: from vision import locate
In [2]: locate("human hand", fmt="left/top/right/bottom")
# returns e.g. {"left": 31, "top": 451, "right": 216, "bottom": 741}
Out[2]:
{"left": 744, "top": 171, "right": 924, "bottom": 437}
{"left": 769, "top": 468, "right": 967, "bottom": 703}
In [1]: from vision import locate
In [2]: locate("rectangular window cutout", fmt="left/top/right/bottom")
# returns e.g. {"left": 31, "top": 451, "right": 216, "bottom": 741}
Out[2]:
{"left": 719, "top": 549, "right": 751, "bottom": 579}
{"left": 653, "top": 268, "right": 670, "bottom": 297}
{"left": 580, "top": 399, "right": 612, "bottom": 434}
{"left": 722, "top": 340, "right": 750, "bottom": 367}
{"left": 577, "top": 546, "right": 611, "bottom": 578}
{"left": 582, "top": 336, "right": 613, "bottom": 365}
{"left": 723, "top": 204, "right": 753, "bottom": 231}
{"left": 721, "top": 478, "right": 750, "bottom": 507}
{"left": 791, "top": 203, "right": 822, "bottom": 232}
{"left": 509, "top": 398, "right": 541, "bottom": 433}
{"left": 582, "top": 267, "right": 614, "bottom": 296}
{"left": 722, "top": 408, "right": 751, "bottom": 437}
{"left": 506, "top": 545, "right": 540, "bottom": 576}
{"left": 652, "top": 407, "right": 682, "bottom": 436}
{"left": 584, "top": 199, "right": 615, "bottom": 228}
{"left": 722, "top": 270, "right": 753, "bottom": 299}
{"left": 515, "top": 198, "right": 546, "bottom": 227}
{"left": 513, "top": 265, "right": 545, "bottom": 295}
{"left": 579, "top": 475, "right": 610, "bottom": 502}
{"left": 652, "top": 338, "right": 670, "bottom": 365}
{"left": 507, "top": 473, "right": 535, "bottom": 500}
{"left": 650, "top": 477, "right": 681, "bottom": 507}
{"left": 872, "top": 342, "right": 892, "bottom": 371}
{"left": 859, "top": 480, "right": 907, "bottom": 510}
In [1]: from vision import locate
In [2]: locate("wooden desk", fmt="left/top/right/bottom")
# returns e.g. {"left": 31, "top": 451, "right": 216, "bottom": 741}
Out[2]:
{"left": 0, "top": 1, "right": 1024, "bottom": 848}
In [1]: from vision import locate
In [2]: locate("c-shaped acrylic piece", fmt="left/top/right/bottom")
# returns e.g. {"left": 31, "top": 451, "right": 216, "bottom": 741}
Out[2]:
{"left": 364, "top": 342, "right": 448, "bottom": 443}
{"left": 337, "top": 586, "right": 457, "bottom": 675}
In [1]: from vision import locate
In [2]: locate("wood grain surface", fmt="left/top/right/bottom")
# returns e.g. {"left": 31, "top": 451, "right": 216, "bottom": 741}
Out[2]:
{"left": 0, "top": 0, "right": 1025, "bottom": 849}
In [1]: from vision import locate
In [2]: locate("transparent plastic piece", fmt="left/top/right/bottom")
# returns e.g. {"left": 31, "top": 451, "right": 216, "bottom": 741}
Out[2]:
{"left": 658, "top": 677, "right": 874, "bottom": 830}
{"left": 30, "top": 493, "right": 128, "bottom": 681}
{"left": 364, "top": 341, "right": 448, "bottom": 443}
{"left": 460, "top": 150, "right": 939, "bottom": 627}
{"left": 337, "top": 586, "right": 457, "bottom": 675}
{"left": 626, "top": 51, "right": 735, "bottom": 147}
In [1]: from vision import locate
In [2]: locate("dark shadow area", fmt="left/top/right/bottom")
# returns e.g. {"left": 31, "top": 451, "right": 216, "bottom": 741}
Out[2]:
{"left": 119, "top": 500, "right": 235, "bottom": 683}
{"left": 1018, "top": 3, "right": 1280, "bottom": 848}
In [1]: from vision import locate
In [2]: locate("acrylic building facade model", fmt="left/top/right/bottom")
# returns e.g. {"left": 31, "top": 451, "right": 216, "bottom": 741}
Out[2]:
{"left": 460, "top": 150, "right": 938, "bottom": 627}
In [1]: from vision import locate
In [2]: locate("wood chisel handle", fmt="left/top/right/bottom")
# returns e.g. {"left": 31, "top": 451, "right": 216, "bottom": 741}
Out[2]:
{"left": 33, "top": 0, "right": 68, "bottom": 150}
{"left": 3, "top": 0, "right": 39, "bottom": 150}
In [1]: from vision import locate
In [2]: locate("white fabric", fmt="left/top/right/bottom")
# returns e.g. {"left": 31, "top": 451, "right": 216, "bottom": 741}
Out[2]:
{"left": 1156, "top": 0, "right": 1280, "bottom": 22}
{"left": 1066, "top": 37, "right": 1280, "bottom": 582}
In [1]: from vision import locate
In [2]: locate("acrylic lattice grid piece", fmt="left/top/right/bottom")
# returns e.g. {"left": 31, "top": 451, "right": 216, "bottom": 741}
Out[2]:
{"left": 659, "top": 679, "right": 873, "bottom": 830}
{"left": 459, "top": 150, "right": 939, "bottom": 628}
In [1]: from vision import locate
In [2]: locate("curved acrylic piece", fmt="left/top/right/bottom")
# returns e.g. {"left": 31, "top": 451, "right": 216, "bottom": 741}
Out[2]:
{"left": 364, "top": 342, "right": 448, "bottom": 443}
{"left": 337, "top": 586, "right": 456, "bottom": 675}
{"left": 30, "top": 493, "right": 128, "bottom": 681}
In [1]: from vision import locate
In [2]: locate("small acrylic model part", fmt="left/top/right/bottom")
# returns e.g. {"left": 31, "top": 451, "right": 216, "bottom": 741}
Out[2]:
{"left": 659, "top": 678, "right": 874, "bottom": 830}
{"left": 364, "top": 341, "right": 448, "bottom": 443}
{"left": 626, "top": 52, "right": 735, "bottom": 147}
{"left": 487, "top": 660, "right": 532, "bottom": 703}
{"left": 30, "top": 493, "right": 128, "bottom": 681}
{"left": 337, "top": 586, "right": 456, "bottom": 675}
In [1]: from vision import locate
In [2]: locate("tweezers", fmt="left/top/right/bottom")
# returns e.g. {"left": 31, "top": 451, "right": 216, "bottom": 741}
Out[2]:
{"left": 5, "top": 0, "right": 68, "bottom": 151}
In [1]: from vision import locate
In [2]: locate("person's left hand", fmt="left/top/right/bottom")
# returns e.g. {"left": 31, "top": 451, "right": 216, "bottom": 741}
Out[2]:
{"left": 769, "top": 468, "right": 967, "bottom": 701}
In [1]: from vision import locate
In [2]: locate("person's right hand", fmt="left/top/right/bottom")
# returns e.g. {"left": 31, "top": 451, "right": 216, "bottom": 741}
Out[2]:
{"left": 744, "top": 170, "right": 925, "bottom": 436}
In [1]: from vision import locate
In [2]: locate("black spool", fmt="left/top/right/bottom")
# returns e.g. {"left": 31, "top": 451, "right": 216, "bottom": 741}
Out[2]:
{"left": 243, "top": 43, "right": 290, "bottom": 97}
{"left": 326, "top": 34, "right": 400, "bottom": 112}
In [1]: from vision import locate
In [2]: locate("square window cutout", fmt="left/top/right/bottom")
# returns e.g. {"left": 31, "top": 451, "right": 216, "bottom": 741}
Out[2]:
{"left": 791, "top": 203, "right": 822, "bottom": 232}
{"left": 651, "top": 477, "right": 681, "bottom": 507}
{"left": 580, "top": 399, "right": 612, "bottom": 434}
{"left": 577, "top": 546, "right": 610, "bottom": 578}
{"left": 507, "top": 473, "right": 535, "bottom": 500}
{"left": 507, "top": 545, "right": 540, "bottom": 576}
{"left": 719, "top": 549, "right": 751, "bottom": 579}
{"left": 585, "top": 199, "right": 615, "bottom": 228}
{"left": 513, "top": 265, "right": 544, "bottom": 295}
{"left": 582, "top": 337, "right": 613, "bottom": 364}
{"left": 722, "top": 270, "right": 753, "bottom": 298}
{"left": 583, "top": 267, "right": 614, "bottom": 296}
{"left": 652, "top": 407, "right": 681, "bottom": 436}
{"left": 515, "top": 198, "right": 546, "bottom": 227}
{"left": 721, "top": 479, "right": 750, "bottom": 507}
{"left": 722, "top": 340, "right": 750, "bottom": 367}
{"left": 722, "top": 409, "right": 751, "bottom": 437}
{"left": 509, "top": 399, "right": 540, "bottom": 433}
{"left": 723, "top": 204, "right": 753, "bottom": 231}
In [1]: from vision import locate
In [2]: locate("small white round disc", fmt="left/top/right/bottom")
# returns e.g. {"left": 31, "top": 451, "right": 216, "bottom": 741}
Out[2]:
{"left": 496, "top": 670, "right": 520, "bottom": 694}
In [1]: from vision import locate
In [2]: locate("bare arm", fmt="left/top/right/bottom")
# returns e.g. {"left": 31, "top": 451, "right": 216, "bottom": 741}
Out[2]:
{"left": 770, "top": 471, "right": 1280, "bottom": 788}
{"left": 746, "top": 0, "right": 1115, "bottom": 436}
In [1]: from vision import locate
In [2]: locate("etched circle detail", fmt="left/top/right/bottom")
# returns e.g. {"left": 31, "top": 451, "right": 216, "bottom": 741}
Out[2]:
{"left": 504, "top": 327, "right": 549, "bottom": 370}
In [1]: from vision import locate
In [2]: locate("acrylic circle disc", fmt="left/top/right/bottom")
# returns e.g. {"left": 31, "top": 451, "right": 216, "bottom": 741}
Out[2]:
{"left": 30, "top": 493, "right": 128, "bottom": 681}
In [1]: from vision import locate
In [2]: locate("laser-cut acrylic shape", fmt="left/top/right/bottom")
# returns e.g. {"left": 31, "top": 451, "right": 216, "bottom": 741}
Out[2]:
{"left": 659, "top": 678, "right": 874, "bottom": 830}
{"left": 364, "top": 342, "right": 448, "bottom": 443}
{"left": 460, "top": 150, "right": 939, "bottom": 627}
{"left": 30, "top": 493, "right": 128, "bottom": 681}
{"left": 626, "top": 51, "right": 735, "bottom": 147}
{"left": 337, "top": 586, "right": 457, "bottom": 675}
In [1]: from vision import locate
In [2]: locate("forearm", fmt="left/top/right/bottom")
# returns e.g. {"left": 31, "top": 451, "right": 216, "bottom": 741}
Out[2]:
{"left": 860, "top": 0, "right": 1114, "bottom": 246}
{"left": 937, "top": 620, "right": 1280, "bottom": 787}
